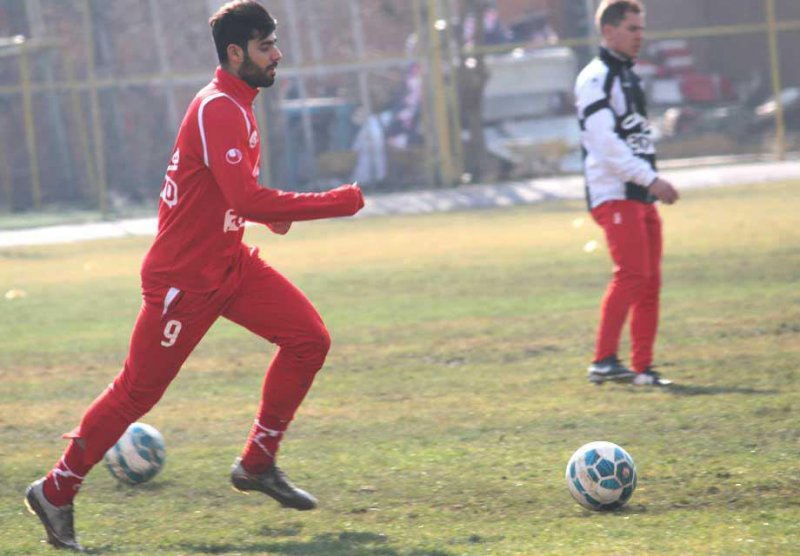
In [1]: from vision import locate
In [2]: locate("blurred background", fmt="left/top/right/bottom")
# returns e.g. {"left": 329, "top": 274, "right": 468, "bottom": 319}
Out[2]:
{"left": 0, "top": 0, "right": 798, "bottom": 215}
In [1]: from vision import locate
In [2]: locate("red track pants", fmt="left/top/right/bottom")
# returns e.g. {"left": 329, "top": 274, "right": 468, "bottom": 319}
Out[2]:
{"left": 64, "top": 247, "right": 330, "bottom": 469}
{"left": 591, "top": 200, "right": 662, "bottom": 372}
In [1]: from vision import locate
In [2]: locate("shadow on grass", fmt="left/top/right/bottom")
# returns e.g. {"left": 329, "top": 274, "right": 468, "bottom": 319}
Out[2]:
{"left": 79, "top": 549, "right": 108, "bottom": 555}
{"left": 663, "top": 384, "right": 779, "bottom": 397}
{"left": 565, "top": 503, "right": 645, "bottom": 519}
{"left": 178, "top": 531, "right": 455, "bottom": 555}
{"left": 605, "top": 382, "right": 778, "bottom": 396}
{"left": 114, "top": 479, "right": 174, "bottom": 493}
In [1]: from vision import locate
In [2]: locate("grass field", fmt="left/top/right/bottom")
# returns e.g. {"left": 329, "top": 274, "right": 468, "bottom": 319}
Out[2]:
{"left": 1, "top": 182, "right": 798, "bottom": 555}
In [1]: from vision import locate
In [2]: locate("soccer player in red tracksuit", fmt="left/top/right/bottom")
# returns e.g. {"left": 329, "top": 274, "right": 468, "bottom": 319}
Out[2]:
{"left": 25, "top": 2, "right": 364, "bottom": 551}
{"left": 575, "top": 0, "right": 680, "bottom": 387}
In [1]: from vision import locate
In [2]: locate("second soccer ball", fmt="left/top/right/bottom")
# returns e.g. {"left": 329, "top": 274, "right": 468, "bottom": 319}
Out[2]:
{"left": 565, "top": 441, "right": 637, "bottom": 510}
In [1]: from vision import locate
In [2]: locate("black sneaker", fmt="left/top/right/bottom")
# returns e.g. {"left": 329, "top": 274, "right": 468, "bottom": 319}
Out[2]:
{"left": 230, "top": 458, "right": 317, "bottom": 511}
{"left": 587, "top": 355, "right": 635, "bottom": 384}
{"left": 632, "top": 368, "right": 673, "bottom": 387}
{"left": 25, "top": 478, "right": 84, "bottom": 552}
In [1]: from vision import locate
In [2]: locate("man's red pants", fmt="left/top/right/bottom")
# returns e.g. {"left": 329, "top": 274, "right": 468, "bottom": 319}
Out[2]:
{"left": 591, "top": 200, "right": 662, "bottom": 372}
{"left": 63, "top": 247, "right": 330, "bottom": 471}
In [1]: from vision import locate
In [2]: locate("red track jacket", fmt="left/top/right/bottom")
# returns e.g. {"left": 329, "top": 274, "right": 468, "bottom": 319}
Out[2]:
{"left": 142, "top": 67, "right": 363, "bottom": 292}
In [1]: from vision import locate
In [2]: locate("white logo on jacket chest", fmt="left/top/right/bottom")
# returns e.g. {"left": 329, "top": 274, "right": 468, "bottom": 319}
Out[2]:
{"left": 249, "top": 130, "right": 259, "bottom": 149}
{"left": 622, "top": 112, "right": 650, "bottom": 132}
{"left": 226, "top": 148, "right": 243, "bottom": 165}
{"left": 224, "top": 209, "right": 246, "bottom": 232}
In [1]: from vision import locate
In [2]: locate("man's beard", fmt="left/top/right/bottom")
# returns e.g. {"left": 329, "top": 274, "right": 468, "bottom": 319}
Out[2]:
{"left": 239, "top": 55, "right": 275, "bottom": 88}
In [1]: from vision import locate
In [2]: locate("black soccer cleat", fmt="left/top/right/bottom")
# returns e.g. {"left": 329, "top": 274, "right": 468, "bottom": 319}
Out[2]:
{"left": 587, "top": 355, "right": 635, "bottom": 385}
{"left": 230, "top": 458, "right": 317, "bottom": 511}
{"left": 632, "top": 368, "right": 673, "bottom": 387}
{"left": 25, "top": 478, "right": 84, "bottom": 552}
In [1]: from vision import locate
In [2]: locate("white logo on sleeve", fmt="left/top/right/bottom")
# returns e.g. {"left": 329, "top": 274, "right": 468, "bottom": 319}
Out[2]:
{"left": 160, "top": 175, "right": 178, "bottom": 208}
{"left": 226, "top": 148, "right": 243, "bottom": 165}
{"left": 167, "top": 148, "right": 180, "bottom": 172}
{"left": 249, "top": 130, "right": 259, "bottom": 149}
{"left": 224, "top": 209, "right": 246, "bottom": 232}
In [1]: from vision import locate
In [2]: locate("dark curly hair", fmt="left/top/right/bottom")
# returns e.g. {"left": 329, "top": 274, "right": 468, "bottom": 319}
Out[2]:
{"left": 209, "top": 1, "right": 277, "bottom": 64}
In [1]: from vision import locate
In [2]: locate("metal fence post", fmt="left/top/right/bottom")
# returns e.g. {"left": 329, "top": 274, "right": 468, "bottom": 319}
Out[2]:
{"left": 765, "top": 0, "right": 786, "bottom": 161}
{"left": 19, "top": 38, "right": 43, "bottom": 208}
{"left": 283, "top": 0, "right": 317, "bottom": 187}
{"left": 442, "top": 0, "right": 464, "bottom": 183}
{"left": 348, "top": 0, "right": 373, "bottom": 117}
{"left": 82, "top": 0, "right": 109, "bottom": 215}
{"left": 585, "top": 0, "right": 598, "bottom": 36}
{"left": 63, "top": 49, "right": 97, "bottom": 204}
{"left": 0, "top": 124, "right": 12, "bottom": 211}
{"left": 253, "top": 98, "right": 272, "bottom": 188}
{"left": 427, "top": 0, "right": 456, "bottom": 186}
{"left": 148, "top": 0, "right": 180, "bottom": 132}
{"left": 413, "top": 0, "right": 438, "bottom": 188}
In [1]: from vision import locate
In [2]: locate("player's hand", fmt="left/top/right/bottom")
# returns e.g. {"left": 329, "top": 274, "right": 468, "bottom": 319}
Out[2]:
{"left": 648, "top": 178, "right": 680, "bottom": 205}
{"left": 266, "top": 222, "right": 292, "bottom": 235}
{"left": 329, "top": 182, "right": 365, "bottom": 214}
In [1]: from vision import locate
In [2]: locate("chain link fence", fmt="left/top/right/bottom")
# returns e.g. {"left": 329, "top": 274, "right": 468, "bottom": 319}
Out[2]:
{"left": 0, "top": 0, "right": 798, "bottom": 214}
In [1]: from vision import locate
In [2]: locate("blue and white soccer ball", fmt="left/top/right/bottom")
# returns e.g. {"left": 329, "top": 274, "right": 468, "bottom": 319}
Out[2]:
{"left": 103, "top": 422, "right": 166, "bottom": 485}
{"left": 565, "top": 441, "right": 637, "bottom": 510}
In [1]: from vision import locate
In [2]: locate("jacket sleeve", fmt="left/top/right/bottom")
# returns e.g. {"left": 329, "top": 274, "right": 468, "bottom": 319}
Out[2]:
{"left": 576, "top": 75, "right": 657, "bottom": 188}
{"left": 201, "top": 98, "right": 363, "bottom": 223}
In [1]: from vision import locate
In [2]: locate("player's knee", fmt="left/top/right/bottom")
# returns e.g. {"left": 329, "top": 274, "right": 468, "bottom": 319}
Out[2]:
{"left": 614, "top": 269, "right": 646, "bottom": 290}
{"left": 294, "top": 324, "right": 331, "bottom": 370}
{"left": 113, "top": 374, "right": 167, "bottom": 419}
{"left": 310, "top": 324, "right": 332, "bottom": 363}
{"left": 649, "top": 273, "right": 661, "bottom": 290}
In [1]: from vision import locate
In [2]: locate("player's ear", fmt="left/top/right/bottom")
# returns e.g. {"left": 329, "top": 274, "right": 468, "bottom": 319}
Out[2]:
{"left": 226, "top": 43, "right": 245, "bottom": 66}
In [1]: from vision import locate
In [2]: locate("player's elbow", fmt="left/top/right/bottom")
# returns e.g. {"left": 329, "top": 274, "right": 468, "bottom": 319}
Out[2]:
{"left": 226, "top": 194, "right": 265, "bottom": 222}
{"left": 232, "top": 204, "right": 258, "bottom": 221}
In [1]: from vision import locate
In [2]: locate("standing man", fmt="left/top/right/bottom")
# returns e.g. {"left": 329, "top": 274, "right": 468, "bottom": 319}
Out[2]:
{"left": 575, "top": 0, "right": 679, "bottom": 387}
{"left": 26, "top": 1, "right": 364, "bottom": 550}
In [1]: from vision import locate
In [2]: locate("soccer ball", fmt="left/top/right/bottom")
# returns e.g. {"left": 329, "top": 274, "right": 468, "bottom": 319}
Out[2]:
{"left": 565, "top": 441, "right": 637, "bottom": 510}
{"left": 103, "top": 422, "right": 166, "bottom": 485}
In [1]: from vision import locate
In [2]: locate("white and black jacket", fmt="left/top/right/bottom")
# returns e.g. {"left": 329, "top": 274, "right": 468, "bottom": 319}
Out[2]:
{"left": 575, "top": 47, "right": 658, "bottom": 210}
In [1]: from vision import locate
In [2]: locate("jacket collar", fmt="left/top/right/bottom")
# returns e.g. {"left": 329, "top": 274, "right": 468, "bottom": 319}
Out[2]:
{"left": 213, "top": 66, "right": 259, "bottom": 105}
{"left": 599, "top": 46, "right": 635, "bottom": 70}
